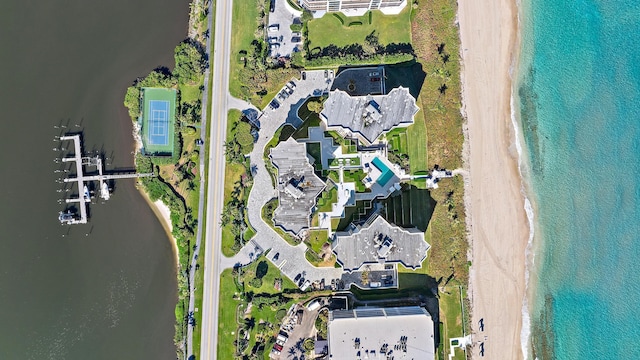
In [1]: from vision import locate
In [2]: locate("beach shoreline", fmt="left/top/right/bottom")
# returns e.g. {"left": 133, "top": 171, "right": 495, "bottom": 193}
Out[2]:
{"left": 458, "top": 0, "right": 530, "bottom": 358}
{"left": 137, "top": 186, "right": 180, "bottom": 266}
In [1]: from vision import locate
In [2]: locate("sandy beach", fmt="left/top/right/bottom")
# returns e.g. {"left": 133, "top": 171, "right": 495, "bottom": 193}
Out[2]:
{"left": 458, "top": 0, "right": 529, "bottom": 358}
{"left": 137, "top": 188, "right": 180, "bottom": 265}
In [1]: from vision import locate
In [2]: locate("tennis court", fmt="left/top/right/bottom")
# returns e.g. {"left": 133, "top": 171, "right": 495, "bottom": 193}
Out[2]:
{"left": 141, "top": 88, "right": 176, "bottom": 156}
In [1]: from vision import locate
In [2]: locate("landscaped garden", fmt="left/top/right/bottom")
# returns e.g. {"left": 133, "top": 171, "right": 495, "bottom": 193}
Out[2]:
{"left": 307, "top": 8, "right": 412, "bottom": 49}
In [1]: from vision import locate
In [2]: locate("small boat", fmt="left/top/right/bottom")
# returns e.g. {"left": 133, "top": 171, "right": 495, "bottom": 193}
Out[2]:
{"left": 58, "top": 210, "right": 77, "bottom": 224}
{"left": 100, "top": 182, "right": 110, "bottom": 201}
{"left": 83, "top": 185, "right": 90, "bottom": 202}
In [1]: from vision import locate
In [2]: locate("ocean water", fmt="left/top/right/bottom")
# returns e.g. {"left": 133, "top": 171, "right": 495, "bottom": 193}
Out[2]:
{"left": 517, "top": 0, "right": 640, "bottom": 358}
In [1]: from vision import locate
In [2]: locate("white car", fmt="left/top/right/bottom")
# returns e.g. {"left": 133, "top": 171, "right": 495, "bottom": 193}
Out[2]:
{"left": 268, "top": 24, "right": 279, "bottom": 32}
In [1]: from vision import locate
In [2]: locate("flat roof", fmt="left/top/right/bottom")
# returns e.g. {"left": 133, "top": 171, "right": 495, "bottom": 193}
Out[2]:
{"left": 332, "top": 214, "right": 429, "bottom": 272}
{"left": 328, "top": 306, "right": 435, "bottom": 360}
{"left": 270, "top": 138, "right": 326, "bottom": 235}
{"left": 320, "top": 87, "right": 418, "bottom": 145}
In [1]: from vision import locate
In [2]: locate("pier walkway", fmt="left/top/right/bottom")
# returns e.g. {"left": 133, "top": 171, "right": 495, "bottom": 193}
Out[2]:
{"left": 58, "top": 134, "right": 153, "bottom": 224}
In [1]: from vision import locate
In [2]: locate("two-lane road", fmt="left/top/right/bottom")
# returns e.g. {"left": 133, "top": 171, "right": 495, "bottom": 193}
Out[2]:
{"left": 199, "top": 0, "right": 234, "bottom": 357}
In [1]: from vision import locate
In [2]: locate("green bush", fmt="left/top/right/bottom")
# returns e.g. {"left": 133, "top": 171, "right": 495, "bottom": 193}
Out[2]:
{"left": 234, "top": 121, "right": 254, "bottom": 154}
{"left": 256, "top": 260, "right": 269, "bottom": 279}
{"left": 348, "top": 21, "right": 363, "bottom": 26}
{"left": 124, "top": 86, "right": 140, "bottom": 119}
{"left": 249, "top": 277, "right": 263, "bottom": 288}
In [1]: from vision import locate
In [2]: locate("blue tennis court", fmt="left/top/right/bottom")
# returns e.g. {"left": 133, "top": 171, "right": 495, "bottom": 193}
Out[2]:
{"left": 148, "top": 100, "right": 170, "bottom": 145}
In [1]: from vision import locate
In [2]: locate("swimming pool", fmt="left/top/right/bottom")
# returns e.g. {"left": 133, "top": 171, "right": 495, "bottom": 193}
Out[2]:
{"left": 371, "top": 157, "right": 394, "bottom": 187}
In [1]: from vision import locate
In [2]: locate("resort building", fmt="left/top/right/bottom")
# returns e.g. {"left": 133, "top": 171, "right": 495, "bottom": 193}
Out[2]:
{"left": 320, "top": 87, "right": 418, "bottom": 146}
{"left": 270, "top": 138, "right": 326, "bottom": 235}
{"left": 332, "top": 214, "right": 429, "bottom": 272}
{"left": 299, "top": 0, "right": 407, "bottom": 16}
{"left": 328, "top": 306, "right": 435, "bottom": 359}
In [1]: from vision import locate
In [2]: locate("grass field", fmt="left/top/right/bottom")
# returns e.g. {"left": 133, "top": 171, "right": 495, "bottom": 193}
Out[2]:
{"left": 440, "top": 285, "right": 467, "bottom": 360}
{"left": 307, "top": 8, "right": 412, "bottom": 49}
{"left": 228, "top": 0, "right": 261, "bottom": 98}
{"left": 217, "top": 269, "right": 241, "bottom": 359}
{"left": 316, "top": 186, "right": 338, "bottom": 212}
{"left": 243, "top": 258, "right": 298, "bottom": 295}
{"left": 179, "top": 83, "right": 201, "bottom": 103}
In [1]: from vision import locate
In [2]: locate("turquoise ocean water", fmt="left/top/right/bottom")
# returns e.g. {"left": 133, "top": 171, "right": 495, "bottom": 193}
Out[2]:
{"left": 517, "top": 0, "right": 640, "bottom": 358}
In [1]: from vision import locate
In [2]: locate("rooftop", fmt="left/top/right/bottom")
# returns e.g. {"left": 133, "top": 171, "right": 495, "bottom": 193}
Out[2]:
{"left": 270, "top": 138, "right": 326, "bottom": 235}
{"left": 332, "top": 214, "right": 429, "bottom": 272}
{"left": 328, "top": 306, "right": 435, "bottom": 360}
{"left": 320, "top": 87, "right": 418, "bottom": 145}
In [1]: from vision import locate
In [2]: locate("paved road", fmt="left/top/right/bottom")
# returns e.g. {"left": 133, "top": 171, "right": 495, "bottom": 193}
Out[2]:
{"left": 199, "top": 0, "right": 234, "bottom": 356}
{"left": 186, "top": 0, "right": 214, "bottom": 356}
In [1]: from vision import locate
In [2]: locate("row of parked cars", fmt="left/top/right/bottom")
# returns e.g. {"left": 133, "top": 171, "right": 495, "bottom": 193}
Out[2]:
{"left": 268, "top": 80, "right": 297, "bottom": 110}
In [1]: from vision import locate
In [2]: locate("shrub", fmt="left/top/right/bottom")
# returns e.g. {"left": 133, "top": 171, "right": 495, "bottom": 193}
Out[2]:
{"left": 249, "top": 277, "right": 263, "bottom": 288}
{"left": 256, "top": 260, "right": 269, "bottom": 279}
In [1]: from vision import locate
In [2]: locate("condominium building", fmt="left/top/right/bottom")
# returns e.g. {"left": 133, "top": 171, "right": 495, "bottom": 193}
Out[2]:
{"left": 300, "top": 0, "right": 407, "bottom": 16}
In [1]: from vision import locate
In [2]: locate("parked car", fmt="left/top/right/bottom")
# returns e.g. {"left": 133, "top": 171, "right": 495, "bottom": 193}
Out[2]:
{"left": 268, "top": 36, "right": 278, "bottom": 44}
{"left": 288, "top": 80, "right": 296, "bottom": 89}
{"left": 369, "top": 71, "right": 380, "bottom": 76}
{"left": 268, "top": 24, "right": 279, "bottom": 32}
{"left": 269, "top": 99, "right": 280, "bottom": 110}
{"left": 269, "top": 0, "right": 275, "bottom": 12}
{"left": 270, "top": 43, "right": 280, "bottom": 51}
{"left": 301, "top": 71, "right": 307, "bottom": 80}
{"left": 284, "top": 86, "right": 293, "bottom": 95}
{"left": 280, "top": 89, "right": 289, "bottom": 99}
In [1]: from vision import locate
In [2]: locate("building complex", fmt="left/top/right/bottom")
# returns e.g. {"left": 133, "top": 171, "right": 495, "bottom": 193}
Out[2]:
{"left": 328, "top": 306, "right": 435, "bottom": 359}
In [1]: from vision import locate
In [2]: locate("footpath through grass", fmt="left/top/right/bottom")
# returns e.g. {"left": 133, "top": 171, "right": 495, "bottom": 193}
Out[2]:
{"left": 307, "top": 8, "right": 412, "bottom": 49}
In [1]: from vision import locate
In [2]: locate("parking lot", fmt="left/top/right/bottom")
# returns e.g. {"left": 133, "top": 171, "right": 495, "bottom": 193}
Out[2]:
{"left": 331, "top": 65, "right": 386, "bottom": 95}
{"left": 267, "top": 0, "right": 302, "bottom": 57}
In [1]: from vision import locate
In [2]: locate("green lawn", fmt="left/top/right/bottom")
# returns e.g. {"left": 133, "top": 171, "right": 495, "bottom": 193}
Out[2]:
{"left": 317, "top": 186, "right": 338, "bottom": 212}
{"left": 440, "top": 285, "right": 467, "bottom": 360}
{"left": 179, "top": 83, "right": 202, "bottom": 103}
{"left": 407, "top": 106, "right": 429, "bottom": 174}
{"left": 307, "top": 229, "right": 329, "bottom": 253}
{"left": 343, "top": 169, "right": 366, "bottom": 192}
{"left": 217, "top": 269, "right": 241, "bottom": 359}
{"left": 307, "top": 8, "right": 412, "bottom": 49}
{"left": 228, "top": 0, "right": 261, "bottom": 97}
{"left": 243, "top": 257, "right": 298, "bottom": 295}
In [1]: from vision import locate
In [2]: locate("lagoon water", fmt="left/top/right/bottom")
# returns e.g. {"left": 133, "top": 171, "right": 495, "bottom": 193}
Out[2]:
{"left": 0, "top": 0, "right": 189, "bottom": 358}
{"left": 518, "top": 0, "right": 640, "bottom": 358}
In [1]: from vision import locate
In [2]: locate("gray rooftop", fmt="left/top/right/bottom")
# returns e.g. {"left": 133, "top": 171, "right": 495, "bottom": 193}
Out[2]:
{"left": 332, "top": 215, "right": 429, "bottom": 272}
{"left": 328, "top": 306, "right": 435, "bottom": 360}
{"left": 320, "top": 87, "right": 419, "bottom": 145}
{"left": 270, "top": 138, "right": 326, "bottom": 235}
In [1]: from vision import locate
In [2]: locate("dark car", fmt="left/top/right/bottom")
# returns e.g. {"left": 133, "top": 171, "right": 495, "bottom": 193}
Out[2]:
{"left": 269, "top": 0, "right": 275, "bottom": 12}
{"left": 294, "top": 273, "right": 302, "bottom": 282}
{"left": 273, "top": 252, "right": 280, "bottom": 261}
{"left": 269, "top": 99, "right": 280, "bottom": 110}
{"left": 195, "top": 138, "right": 204, "bottom": 146}
{"left": 301, "top": 72, "right": 307, "bottom": 80}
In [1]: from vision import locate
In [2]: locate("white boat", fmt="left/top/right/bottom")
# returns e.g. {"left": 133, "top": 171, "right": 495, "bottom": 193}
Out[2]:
{"left": 100, "top": 182, "right": 110, "bottom": 201}
{"left": 58, "top": 210, "right": 76, "bottom": 224}
{"left": 83, "top": 185, "right": 90, "bottom": 202}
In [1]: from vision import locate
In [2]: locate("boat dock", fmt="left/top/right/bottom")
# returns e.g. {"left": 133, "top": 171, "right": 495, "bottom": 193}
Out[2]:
{"left": 58, "top": 134, "right": 153, "bottom": 225}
